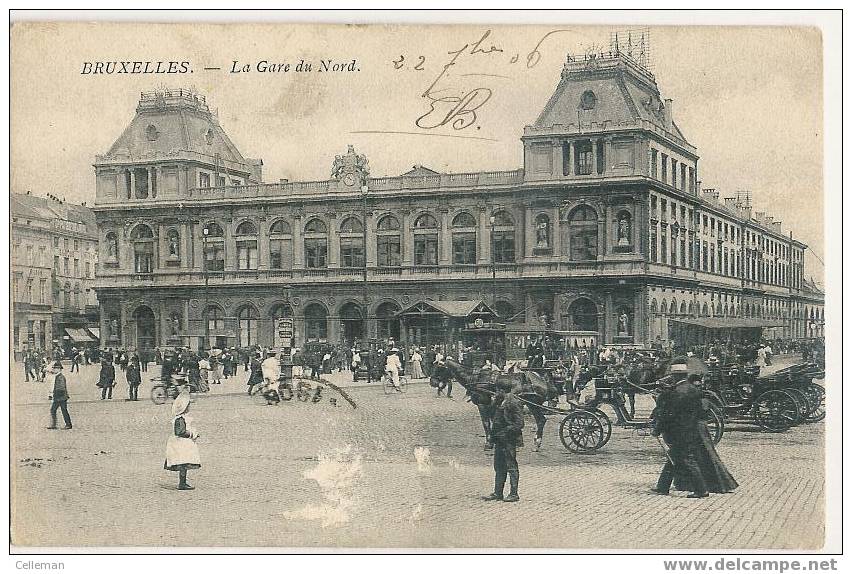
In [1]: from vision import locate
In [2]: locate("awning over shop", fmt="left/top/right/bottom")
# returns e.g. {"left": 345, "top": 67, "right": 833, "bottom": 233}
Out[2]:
{"left": 65, "top": 328, "right": 97, "bottom": 343}
{"left": 669, "top": 318, "right": 786, "bottom": 329}
{"left": 396, "top": 299, "right": 498, "bottom": 319}
{"left": 87, "top": 328, "right": 100, "bottom": 341}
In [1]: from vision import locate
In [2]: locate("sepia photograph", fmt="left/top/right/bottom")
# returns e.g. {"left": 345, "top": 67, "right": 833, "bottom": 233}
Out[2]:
{"left": 7, "top": 10, "right": 841, "bottom": 557}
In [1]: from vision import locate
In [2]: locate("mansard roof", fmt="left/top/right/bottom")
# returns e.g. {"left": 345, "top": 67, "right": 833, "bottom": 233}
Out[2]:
{"left": 533, "top": 54, "right": 688, "bottom": 143}
{"left": 99, "top": 89, "right": 253, "bottom": 171}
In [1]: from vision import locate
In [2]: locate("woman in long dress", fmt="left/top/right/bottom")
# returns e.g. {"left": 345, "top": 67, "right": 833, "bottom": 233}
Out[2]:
{"left": 164, "top": 392, "right": 201, "bottom": 491}
{"left": 409, "top": 347, "right": 425, "bottom": 379}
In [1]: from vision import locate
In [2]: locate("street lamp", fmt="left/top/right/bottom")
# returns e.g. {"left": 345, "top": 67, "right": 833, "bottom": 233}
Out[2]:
{"left": 202, "top": 225, "right": 209, "bottom": 350}
{"left": 489, "top": 214, "right": 497, "bottom": 311}
{"left": 360, "top": 182, "right": 371, "bottom": 384}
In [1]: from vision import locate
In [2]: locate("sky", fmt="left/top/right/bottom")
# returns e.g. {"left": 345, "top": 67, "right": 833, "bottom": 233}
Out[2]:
{"left": 10, "top": 22, "right": 824, "bottom": 281}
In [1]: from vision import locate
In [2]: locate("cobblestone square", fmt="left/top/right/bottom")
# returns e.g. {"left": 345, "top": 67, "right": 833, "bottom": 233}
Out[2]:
{"left": 11, "top": 357, "right": 824, "bottom": 550}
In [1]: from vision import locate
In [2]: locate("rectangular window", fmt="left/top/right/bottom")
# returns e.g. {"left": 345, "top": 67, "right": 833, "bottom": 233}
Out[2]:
{"left": 205, "top": 243, "right": 225, "bottom": 272}
{"left": 74, "top": 239, "right": 80, "bottom": 251}
{"left": 650, "top": 226, "right": 658, "bottom": 262}
{"left": 661, "top": 199, "right": 667, "bottom": 221}
{"left": 236, "top": 240, "right": 258, "bottom": 270}
{"left": 414, "top": 235, "right": 438, "bottom": 266}
{"left": 680, "top": 237, "right": 686, "bottom": 267}
{"left": 340, "top": 237, "right": 365, "bottom": 268}
{"left": 671, "top": 234, "right": 677, "bottom": 265}
{"left": 660, "top": 228, "right": 667, "bottom": 264}
{"left": 216, "top": 176, "right": 227, "bottom": 187}
{"left": 723, "top": 247, "right": 729, "bottom": 276}
{"left": 304, "top": 238, "right": 328, "bottom": 268}
{"left": 25, "top": 245, "right": 33, "bottom": 266}
{"left": 134, "top": 244, "right": 154, "bottom": 274}
{"left": 492, "top": 231, "right": 515, "bottom": 263}
{"left": 693, "top": 238, "right": 700, "bottom": 269}
{"left": 702, "top": 241, "right": 708, "bottom": 271}
{"left": 661, "top": 153, "right": 668, "bottom": 182}
{"left": 85, "top": 261, "right": 91, "bottom": 278}
{"left": 54, "top": 255, "right": 59, "bottom": 274}
{"left": 74, "top": 259, "right": 79, "bottom": 277}
{"left": 710, "top": 245, "right": 716, "bottom": 273}
{"left": 452, "top": 232, "right": 476, "bottom": 265}
{"left": 39, "top": 280, "right": 46, "bottom": 304}
{"left": 199, "top": 172, "right": 211, "bottom": 188}
{"left": 671, "top": 159, "right": 677, "bottom": 188}
{"left": 64, "top": 257, "right": 69, "bottom": 275}
{"left": 650, "top": 195, "right": 657, "bottom": 218}
{"left": 377, "top": 235, "right": 402, "bottom": 267}
{"left": 680, "top": 164, "right": 687, "bottom": 191}
{"left": 689, "top": 167, "right": 695, "bottom": 193}
{"left": 651, "top": 149, "right": 658, "bottom": 179}
{"left": 576, "top": 141, "right": 593, "bottom": 175}
{"left": 53, "top": 237, "right": 59, "bottom": 248}
{"left": 269, "top": 239, "right": 293, "bottom": 270}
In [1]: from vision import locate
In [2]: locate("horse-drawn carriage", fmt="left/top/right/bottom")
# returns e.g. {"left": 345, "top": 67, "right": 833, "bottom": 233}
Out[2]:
{"left": 700, "top": 361, "right": 825, "bottom": 432}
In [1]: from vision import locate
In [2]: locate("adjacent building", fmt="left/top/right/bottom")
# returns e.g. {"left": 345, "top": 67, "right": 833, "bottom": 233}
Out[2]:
{"left": 11, "top": 192, "right": 100, "bottom": 356}
{"left": 92, "top": 54, "right": 824, "bottom": 352}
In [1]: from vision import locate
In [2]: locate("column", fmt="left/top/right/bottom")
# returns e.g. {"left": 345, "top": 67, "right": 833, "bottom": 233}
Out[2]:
{"left": 124, "top": 169, "right": 132, "bottom": 199}
{"left": 603, "top": 138, "right": 612, "bottom": 176}
{"left": 604, "top": 203, "right": 613, "bottom": 256}
{"left": 401, "top": 211, "right": 413, "bottom": 267}
{"left": 258, "top": 218, "right": 269, "bottom": 270}
{"left": 477, "top": 208, "right": 490, "bottom": 265}
{"left": 365, "top": 211, "right": 377, "bottom": 267}
{"left": 634, "top": 289, "right": 645, "bottom": 344}
{"left": 596, "top": 210, "right": 606, "bottom": 261}
{"left": 224, "top": 220, "right": 236, "bottom": 270}
{"left": 552, "top": 140, "right": 563, "bottom": 178}
{"left": 119, "top": 305, "right": 127, "bottom": 346}
{"left": 524, "top": 207, "right": 534, "bottom": 258}
{"left": 327, "top": 215, "right": 339, "bottom": 268}
{"left": 183, "top": 300, "right": 190, "bottom": 349}
{"left": 192, "top": 222, "right": 203, "bottom": 272}
{"left": 569, "top": 141, "right": 577, "bottom": 176}
{"left": 129, "top": 170, "right": 136, "bottom": 199}
{"left": 181, "top": 221, "right": 191, "bottom": 269}
{"left": 603, "top": 291, "right": 613, "bottom": 344}
{"left": 157, "top": 223, "right": 166, "bottom": 269}
{"left": 292, "top": 216, "right": 304, "bottom": 270}
{"left": 439, "top": 210, "right": 451, "bottom": 265}
{"left": 591, "top": 139, "right": 599, "bottom": 176}
{"left": 99, "top": 307, "right": 108, "bottom": 348}
{"left": 551, "top": 205, "right": 561, "bottom": 257}
{"left": 147, "top": 167, "right": 154, "bottom": 198}
{"left": 159, "top": 299, "right": 169, "bottom": 346}
{"left": 552, "top": 293, "right": 562, "bottom": 330}
{"left": 633, "top": 137, "right": 644, "bottom": 175}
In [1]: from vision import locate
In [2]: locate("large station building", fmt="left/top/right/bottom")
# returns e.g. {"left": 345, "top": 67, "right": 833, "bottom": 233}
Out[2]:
{"left": 92, "top": 52, "right": 824, "bottom": 352}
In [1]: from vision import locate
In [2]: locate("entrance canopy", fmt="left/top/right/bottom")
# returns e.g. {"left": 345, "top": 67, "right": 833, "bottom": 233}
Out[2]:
{"left": 65, "top": 328, "right": 97, "bottom": 343}
{"left": 669, "top": 318, "right": 785, "bottom": 329}
{"left": 396, "top": 299, "right": 498, "bottom": 320}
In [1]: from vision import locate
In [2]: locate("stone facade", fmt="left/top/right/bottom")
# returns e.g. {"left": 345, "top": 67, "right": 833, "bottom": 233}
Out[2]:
{"left": 92, "top": 56, "right": 823, "bottom": 351}
{"left": 11, "top": 193, "right": 99, "bottom": 356}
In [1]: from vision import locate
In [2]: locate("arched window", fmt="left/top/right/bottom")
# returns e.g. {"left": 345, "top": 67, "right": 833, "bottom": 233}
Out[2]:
{"left": 565, "top": 298, "right": 598, "bottom": 332}
{"left": 377, "top": 215, "right": 401, "bottom": 267}
{"left": 339, "top": 302, "right": 365, "bottom": 343}
{"left": 204, "top": 305, "right": 225, "bottom": 331}
{"left": 702, "top": 303, "right": 709, "bottom": 317}
{"left": 534, "top": 213, "right": 551, "bottom": 250}
{"left": 131, "top": 224, "right": 155, "bottom": 274}
{"left": 413, "top": 213, "right": 438, "bottom": 266}
{"left": 203, "top": 222, "right": 225, "bottom": 272}
{"left": 304, "top": 218, "right": 328, "bottom": 269}
{"left": 376, "top": 302, "right": 401, "bottom": 341}
{"left": 166, "top": 229, "right": 180, "bottom": 260}
{"left": 660, "top": 299, "right": 668, "bottom": 316}
{"left": 452, "top": 212, "right": 477, "bottom": 265}
{"left": 491, "top": 211, "right": 516, "bottom": 263}
{"left": 269, "top": 220, "right": 293, "bottom": 270}
{"left": 568, "top": 206, "right": 598, "bottom": 261}
{"left": 679, "top": 301, "right": 687, "bottom": 315}
{"left": 237, "top": 305, "right": 258, "bottom": 347}
{"left": 650, "top": 299, "right": 659, "bottom": 314}
{"left": 339, "top": 217, "right": 365, "bottom": 268}
{"left": 104, "top": 232, "right": 119, "bottom": 263}
{"left": 304, "top": 303, "right": 328, "bottom": 341}
{"left": 235, "top": 221, "right": 258, "bottom": 270}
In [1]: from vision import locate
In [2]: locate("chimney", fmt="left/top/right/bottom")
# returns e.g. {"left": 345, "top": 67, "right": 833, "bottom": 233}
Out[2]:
{"left": 279, "top": 178, "right": 289, "bottom": 184}
{"left": 664, "top": 98, "right": 673, "bottom": 130}
{"left": 723, "top": 197, "right": 738, "bottom": 211}
{"left": 755, "top": 211, "right": 765, "bottom": 223}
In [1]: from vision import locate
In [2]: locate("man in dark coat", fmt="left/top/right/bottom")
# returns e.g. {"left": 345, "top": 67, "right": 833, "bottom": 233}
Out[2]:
{"left": 47, "top": 361, "right": 72, "bottom": 429}
{"left": 651, "top": 357, "right": 709, "bottom": 498}
{"left": 97, "top": 356, "right": 116, "bottom": 400}
{"left": 126, "top": 355, "right": 142, "bottom": 401}
{"left": 483, "top": 378, "right": 525, "bottom": 502}
{"left": 247, "top": 353, "right": 264, "bottom": 394}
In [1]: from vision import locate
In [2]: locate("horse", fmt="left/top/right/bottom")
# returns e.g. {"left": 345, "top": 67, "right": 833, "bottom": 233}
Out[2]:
{"left": 430, "top": 358, "right": 556, "bottom": 451}
{"left": 619, "top": 357, "right": 669, "bottom": 418}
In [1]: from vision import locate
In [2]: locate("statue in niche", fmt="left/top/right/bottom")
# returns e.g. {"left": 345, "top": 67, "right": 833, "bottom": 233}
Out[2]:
{"left": 107, "top": 236, "right": 118, "bottom": 259}
{"left": 617, "top": 215, "right": 631, "bottom": 246}
{"left": 618, "top": 311, "right": 630, "bottom": 335}
{"left": 171, "top": 315, "right": 181, "bottom": 337}
{"left": 167, "top": 231, "right": 180, "bottom": 258}
{"left": 110, "top": 318, "right": 119, "bottom": 339}
{"left": 535, "top": 218, "right": 550, "bottom": 249}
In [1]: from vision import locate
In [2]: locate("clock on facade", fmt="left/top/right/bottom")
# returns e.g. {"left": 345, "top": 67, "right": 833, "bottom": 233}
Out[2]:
{"left": 343, "top": 173, "right": 356, "bottom": 186}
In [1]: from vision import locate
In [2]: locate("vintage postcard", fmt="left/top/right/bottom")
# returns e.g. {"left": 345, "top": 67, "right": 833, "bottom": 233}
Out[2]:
{"left": 9, "top": 13, "right": 839, "bottom": 554}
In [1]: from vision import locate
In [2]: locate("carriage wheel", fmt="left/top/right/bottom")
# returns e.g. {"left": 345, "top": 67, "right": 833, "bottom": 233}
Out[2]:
{"left": 706, "top": 406, "right": 725, "bottom": 444}
{"left": 559, "top": 410, "right": 610, "bottom": 453}
{"left": 754, "top": 390, "right": 798, "bottom": 432}
{"left": 589, "top": 408, "right": 613, "bottom": 449}
{"left": 150, "top": 385, "right": 167, "bottom": 405}
{"left": 802, "top": 383, "right": 826, "bottom": 422}
{"left": 783, "top": 388, "right": 809, "bottom": 424}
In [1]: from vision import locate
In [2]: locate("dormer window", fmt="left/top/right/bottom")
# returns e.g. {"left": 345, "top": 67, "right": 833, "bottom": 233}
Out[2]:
{"left": 579, "top": 90, "right": 597, "bottom": 110}
{"left": 205, "top": 128, "right": 215, "bottom": 145}
{"left": 145, "top": 124, "right": 159, "bottom": 141}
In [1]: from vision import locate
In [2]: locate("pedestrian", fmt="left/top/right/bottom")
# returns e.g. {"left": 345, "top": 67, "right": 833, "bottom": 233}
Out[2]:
{"left": 209, "top": 351, "right": 222, "bottom": 385}
{"left": 483, "top": 377, "right": 524, "bottom": 502}
{"left": 385, "top": 347, "right": 403, "bottom": 392}
{"left": 164, "top": 392, "right": 201, "bottom": 491}
{"left": 247, "top": 352, "right": 264, "bottom": 395}
{"left": 126, "top": 355, "right": 142, "bottom": 401}
{"left": 97, "top": 357, "right": 116, "bottom": 400}
{"left": 24, "top": 351, "right": 33, "bottom": 382}
{"left": 70, "top": 348, "right": 81, "bottom": 373}
{"left": 46, "top": 361, "right": 72, "bottom": 430}
{"left": 764, "top": 343, "right": 773, "bottom": 366}
{"left": 409, "top": 347, "right": 424, "bottom": 379}
{"left": 650, "top": 357, "right": 710, "bottom": 498}
{"left": 140, "top": 349, "right": 149, "bottom": 373}
{"left": 198, "top": 354, "right": 210, "bottom": 386}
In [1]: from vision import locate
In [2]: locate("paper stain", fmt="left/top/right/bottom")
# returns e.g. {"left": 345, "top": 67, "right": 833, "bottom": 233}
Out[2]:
{"left": 447, "top": 457, "right": 461, "bottom": 471}
{"left": 409, "top": 503, "right": 423, "bottom": 524}
{"left": 414, "top": 446, "right": 432, "bottom": 475}
{"left": 282, "top": 446, "right": 363, "bottom": 528}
